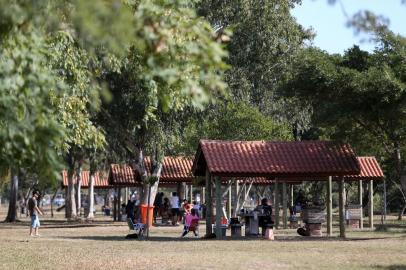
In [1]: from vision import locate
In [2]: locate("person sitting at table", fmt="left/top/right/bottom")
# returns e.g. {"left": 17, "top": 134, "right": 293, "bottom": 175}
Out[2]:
{"left": 256, "top": 198, "right": 273, "bottom": 236}
{"left": 289, "top": 191, "right": 307, "bottom": 216}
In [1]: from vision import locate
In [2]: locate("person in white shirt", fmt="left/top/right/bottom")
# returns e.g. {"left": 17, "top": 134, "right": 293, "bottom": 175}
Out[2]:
{"left": 192, "top": 201, "right": 201, "bottom": 217}
{"left": 170, "top": 192, "right": 180, "bottom": 225}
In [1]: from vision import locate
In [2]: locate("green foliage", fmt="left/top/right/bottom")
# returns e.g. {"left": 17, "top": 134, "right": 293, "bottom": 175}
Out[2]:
{"left": 47, "top": 32, "right": 106, "bottom": 154}
{"left": 281, "top": 34, "right": 406, "bottom": 151}
{"left": 0, "top": 26, "right": 64, "bottom": 180}
{"left": 100, "top": 0, "right": 229, "bottom": 163}
{"left": 70, "top": 0, "right": 136, "bottom": 55}
{"left": 279, "top": 32, "right": 406, "bottom": 211}
{"left": 131, "top": 0, "right": 228, "bottom": 116}
{"left": 174, "top": 102, "right": 292, "bottom": 155}
{"left": 197, "top": 0, "right": 312, "bottom": 108}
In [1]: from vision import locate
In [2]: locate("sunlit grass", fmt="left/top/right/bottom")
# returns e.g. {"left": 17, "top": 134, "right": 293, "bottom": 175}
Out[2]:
{"left": 0, "top": 208, "right": 405, "bottom": 270}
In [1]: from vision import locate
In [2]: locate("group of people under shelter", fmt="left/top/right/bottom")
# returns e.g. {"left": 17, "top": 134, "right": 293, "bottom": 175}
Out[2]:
{"left": 123, "top": 191, "right": 202, "bottom": 237}
{"left": 121, "top": 187, "right": 309, "bottom": 238}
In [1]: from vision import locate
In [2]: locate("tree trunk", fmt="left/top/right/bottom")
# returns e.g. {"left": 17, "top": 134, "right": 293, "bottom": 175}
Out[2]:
{"left": 398, "top": 203, "right": 406, "bottom": 220}
{"left": 177, "top": 182, "right": 184, "bottom": 202}
{"left": 50, "top": 187, "right": 60, "bottom": 218}
{"left": 141, "top": 163, "right": 162, "bottom": 206}
{"left": 76, "top": 164, "right": 82, "bottom": 216}
{"left": 5, "top": 170, "right": 18, "bottom": 222}
{"left": 393, "top": 142, "right": 406, "bottom": 220}
{"left": 66, "top": 168, "right": 77, "bottom": 219}
{"left": 86, "top": 173, "right": 95, "bottom": 219}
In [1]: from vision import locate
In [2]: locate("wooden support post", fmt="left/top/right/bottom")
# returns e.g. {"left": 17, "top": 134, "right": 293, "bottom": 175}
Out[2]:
{"left": 272, "top": 183, "right": 276, "bottom": 208}
{"left": 358, "top": 180, "right": 363, "bottom": 229}
{"left": 290, "top": 184, "right": 294, "bottom": 208}
{"left": 232, "top": 180, "right": 239, "bottom": 218}
{"left": 113, "top": 187, "right": 117, "bottom": 221}
{"left": 383, "top": 179, "right": 387, "bottom": 221}
{"left": 327, "top": 176, "right": 333, "bottom": 236}
{"left": 190, "top": 185, "right": 193, "bottom": 202}
{"left": 202, "top": 187, "right": 205, "bottom": 204}
{"left": 215, "top": 176, "right": 223, "bottom": 239}
{"left": 205, "top": 170, "right": 212, "bottom": 236}
{"left": 228, "top": 184, "right": 232, "bottom": 219}
{"left": 282, "top": 182, "right": 287, "bottom": 229}
{"left": 338, "top": 178, "right": 346, "bottom": 238}
{"left": 117, "top": 188, "right": 121, "bottom": 221}
{"left": 369, "top": 180, "right": 374, "bottom": 229}
{"left": 274, "top": 180, "right": 280, "bottom": 229}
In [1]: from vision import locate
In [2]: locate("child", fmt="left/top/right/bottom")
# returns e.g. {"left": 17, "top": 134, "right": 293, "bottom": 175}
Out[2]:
{"left": 181, "top": 209, "right": 199, "bottom": 237}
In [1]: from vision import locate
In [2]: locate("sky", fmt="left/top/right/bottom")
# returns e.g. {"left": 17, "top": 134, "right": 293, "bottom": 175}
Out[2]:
{"left": 291, "top": 0, "right": 406, "bottom": 54}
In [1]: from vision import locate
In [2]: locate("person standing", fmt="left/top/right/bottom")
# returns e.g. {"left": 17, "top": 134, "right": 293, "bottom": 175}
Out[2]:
{"left": 153, "top": 192, "right": 164, "bottom": 223}
{"left": 257, "top": 198, "right": 273, "bottom": 236}
{"left": 170, "top": 192, "right": 180, "bottom": 226}
{"left": 126, "top": 196, "right": 136, "bottom": 222}
{"left": 28, "top": 190, "right": 43, "bottom": 236}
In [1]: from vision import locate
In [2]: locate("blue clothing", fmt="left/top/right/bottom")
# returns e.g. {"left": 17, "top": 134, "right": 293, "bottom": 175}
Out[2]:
{"left": 31, "top": 215, "right": 40, "bottom": 228}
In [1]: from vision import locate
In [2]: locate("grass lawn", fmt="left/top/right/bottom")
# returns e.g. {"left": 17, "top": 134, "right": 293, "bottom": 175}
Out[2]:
{"left": 0, "top": 207, "right": 405, "bottom": 270}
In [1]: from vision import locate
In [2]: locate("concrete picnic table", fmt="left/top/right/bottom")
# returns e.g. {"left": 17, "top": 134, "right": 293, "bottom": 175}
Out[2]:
{"left": 238, "top": 211, "right": 269, "bottom": 236}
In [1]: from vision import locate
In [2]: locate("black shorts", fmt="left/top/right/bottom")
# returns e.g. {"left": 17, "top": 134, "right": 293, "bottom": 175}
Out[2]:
{"left": 171, "top": 208, "right": 180, "bottom": 216}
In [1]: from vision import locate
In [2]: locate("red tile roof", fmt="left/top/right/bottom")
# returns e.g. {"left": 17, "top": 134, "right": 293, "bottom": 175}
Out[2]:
{"left": 61, "top": 170, "right": 109, "bottom": 188}
{"left": 236, "top": 178, "right": 303, "bottom": 185}
{"left": 343, "top": 156, "right": 384, "bottom": 180}
{"left": 192, "top": 140, "right": 360, "bottom": 178}
{"left": 145, "top": 156, "right": 194, "bottom": 183}
{"left": 109, "top": 164, "right": 141, "bottom": 187}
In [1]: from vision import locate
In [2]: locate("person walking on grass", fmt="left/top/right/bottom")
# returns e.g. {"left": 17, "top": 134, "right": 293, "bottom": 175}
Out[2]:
{"left": 181, "top": 209, "right": 199, "bottom": 237}
{"left": 28, "top": 190, "right": 43, "bottom": 236}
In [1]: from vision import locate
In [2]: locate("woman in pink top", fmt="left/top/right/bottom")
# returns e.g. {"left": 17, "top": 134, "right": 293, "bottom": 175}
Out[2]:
{"left": 181, "top": 209, "right": 199, "bottom": 237}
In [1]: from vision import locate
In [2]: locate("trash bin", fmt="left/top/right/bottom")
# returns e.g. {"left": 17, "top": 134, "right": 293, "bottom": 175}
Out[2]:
{"left": 140, "top": 204, "right": 154, "bottom": 226}
{"left": 212, "top": 224, "right": 227, "bottom": 237}
{"left": 231, "top": 224, "right": 242, "bottom": 237}
{"left": 104, "top": 208, "right": 111, "bottom": 216}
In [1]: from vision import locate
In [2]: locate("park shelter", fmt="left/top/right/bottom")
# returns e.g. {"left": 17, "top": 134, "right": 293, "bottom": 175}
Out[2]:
{"left": 108, "top": 157, "right": 196, "bottom": 220}
{"left": 108, "top": 164, "right": 140, "bottom": 221}
{"left": 61, "top": 170, "right": 110, "bottom": 217}
{"left": 61, "top": 170, "right": 109, "bottom": 189}
{"left": 268, "top": 156, "right": 384, "bottom": 231}
{"left": 109, "top": 164, "right": 140, "bottom": 187}
{"left": 192, "top": 139, "right": 361, "bottom": 239}
{"left": 108, "top": 157, "right": 195, "bottom": 187}
{"left": 341, "top": 156, "right": 384, "bottom": 229}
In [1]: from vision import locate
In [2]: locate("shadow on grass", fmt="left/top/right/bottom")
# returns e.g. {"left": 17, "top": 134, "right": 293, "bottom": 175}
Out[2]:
{"left": 373, "top": 265, "right": 406, "bottom": 270}
{"left": 57, "top": 234, "right": 388, "bottom": 242}
{"left": 57, "top": 234, "right": 281, "bottom": 242}
{"left": 0, "top": 219, "right": 125, "bottom": 229}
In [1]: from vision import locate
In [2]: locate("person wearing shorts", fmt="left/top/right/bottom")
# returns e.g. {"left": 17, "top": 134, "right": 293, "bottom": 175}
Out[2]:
{"left": 28, "top": 190, "right": 43, "bottom": 236}
{"left": 170, "top": 192, "right": 180, "bottom": 225}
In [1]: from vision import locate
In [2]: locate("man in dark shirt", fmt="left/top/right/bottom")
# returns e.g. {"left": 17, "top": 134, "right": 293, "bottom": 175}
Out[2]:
{"left": 126, "top": 197, "right": 136, "bottom": 222}
{"left": 258, "top": 198, "right": 273, "bottom": 236}
{"left": 28, "top": 190, "right": 43, "bottom": 236}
